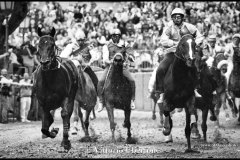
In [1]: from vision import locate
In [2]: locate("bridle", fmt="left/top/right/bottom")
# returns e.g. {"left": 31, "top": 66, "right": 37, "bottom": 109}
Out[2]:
{"left": 38, "top": 35, "right": 62, "bottom": 71}
{"left": 174, "top": 34, "right": 196, "bottom": 63}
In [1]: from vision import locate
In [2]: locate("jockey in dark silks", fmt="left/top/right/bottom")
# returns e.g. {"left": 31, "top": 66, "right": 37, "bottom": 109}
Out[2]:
{"left": 97, "top": 28, "right": 136, "bottom": 112}
{"left": 155, "top": 8, "right": 205, "bottom": 104}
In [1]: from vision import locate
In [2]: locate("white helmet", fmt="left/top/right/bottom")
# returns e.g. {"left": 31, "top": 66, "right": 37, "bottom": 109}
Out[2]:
{"left": 171, "top": 8, "right": 185, "bottom": 17}
{"left": 75, "top": 30, "right": 86, "bottom": 40}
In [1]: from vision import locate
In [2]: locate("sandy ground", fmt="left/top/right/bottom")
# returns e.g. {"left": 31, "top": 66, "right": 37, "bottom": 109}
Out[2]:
{"left": 0, "top": 108, "right": 240, "bottom": 158}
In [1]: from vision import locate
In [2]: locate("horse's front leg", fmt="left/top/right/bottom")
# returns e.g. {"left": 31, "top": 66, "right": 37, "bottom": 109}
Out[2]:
{"left": 106, "top": 102, "right": 116, "bottom": 143}
{"left": 191, "top": 108, "right": 201, "bottom": 139}
{"left": 162, "top": 101, "right": 173, "bottom": 143}
{"left": 185, "top": 96, "right": 200, "bottom": 153}
{"left": 201, "top": 107, "right": 209, "bottom": 141}
{"left": 61, "top": 97, "right": 74, "bottom": 150}
{"left": 41, "top": 106, "right": 58, "bottom": 139}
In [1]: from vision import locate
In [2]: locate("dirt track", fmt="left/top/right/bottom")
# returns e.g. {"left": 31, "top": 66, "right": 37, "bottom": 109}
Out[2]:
{"left": 0, "top": 108, "right": 240, "bottom": 158}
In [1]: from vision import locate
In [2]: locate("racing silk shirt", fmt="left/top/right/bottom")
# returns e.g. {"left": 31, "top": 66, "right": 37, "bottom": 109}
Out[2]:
{"left": 102, "top": 39, "right": 134, "bottom": 65}
{"left": 60, "top": 40, "right": 92, "bottom": 63}
{"left": 224, "top": 42, "right": 240, "bottom": 62}
{"left": 160, "top": 21, "right": 204, "bottom": 55}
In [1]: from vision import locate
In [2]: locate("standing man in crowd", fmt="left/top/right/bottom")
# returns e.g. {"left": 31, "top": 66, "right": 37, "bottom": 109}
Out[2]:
{"left": 97, "top": 28, "right": 136, "bottom": 112}
{"left": 0, "top": 69, "right": 12, "bottom": 123}
{"left": 19, "top": 73, "right": 33, "bottom": 123}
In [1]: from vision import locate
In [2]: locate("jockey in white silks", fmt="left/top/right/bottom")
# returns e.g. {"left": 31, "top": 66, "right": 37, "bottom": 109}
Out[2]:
{"left": 217, "top": 33, "right": 240, "bottom": 98}
{"left": 59, "top": 30, "right": 94, "bottom": 67}
{"left": 203, "top": 35, "right": 225, "bottom": 68}
{"left": 59, "top": 29, "right": 97, "bottom": 134}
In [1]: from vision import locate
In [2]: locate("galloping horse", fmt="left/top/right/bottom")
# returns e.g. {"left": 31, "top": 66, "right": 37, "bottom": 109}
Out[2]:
{"left": 33, "top": 27, "right": 78, "bottom": 150}
{"left": 103, "top": 53, "right": 135, "bottom": 144}
{"left": 225, "top": 51, "right": 240, "bottom": 122}
{"left": 160, "top": 34, "right": 201, "bottom": 153}
{"left": 211, "top": 53, "right": 237, "bottom": 126}
{"left": 191, "top": 46, "right": 217, "bottom": 141}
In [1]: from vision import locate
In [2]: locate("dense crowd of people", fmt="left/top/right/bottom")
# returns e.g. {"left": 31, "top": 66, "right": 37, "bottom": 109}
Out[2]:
{"left": 1, "top": 1, "right": 240, "bottom": 123}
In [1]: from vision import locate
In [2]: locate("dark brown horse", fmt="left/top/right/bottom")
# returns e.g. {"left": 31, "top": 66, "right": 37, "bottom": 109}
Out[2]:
{"left": 103, "top": 53, "right": 135, "bottom": 144}
{"left": 211, "top": 53, "right": 237, "bottom": 126}
{"left": 74, "top": 63, "right": 97, "bottom": 140}
{"left": 227, "top": 52, "right": 240, "bottom": 122}
{"left": 33, "top": 27, "right": 78, "bottom": 150}
{"left": 160, "top": 34, "right": 201, "bottom": 153}
{"left": 190, "top": 47, "right": 217, "bottom": 141}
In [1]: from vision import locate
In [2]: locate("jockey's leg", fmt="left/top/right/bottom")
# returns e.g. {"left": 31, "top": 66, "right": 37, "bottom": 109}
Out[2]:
{"left": 225, "top": 61, "right": 234, "bottom": 99}
{"left": 148, "top": 66, "right": 158, "bottom": 98}
{"left": 84, "top": 66, "right": 98, "bottom": 92}
{"left": 155, "top": 52, "right": 175, "bottom": 103}
{"left": 123, "top": 69, "right": 136, "bottom": 110}
{"left": 97, "top": 66, "right": 110, "bottom": 112}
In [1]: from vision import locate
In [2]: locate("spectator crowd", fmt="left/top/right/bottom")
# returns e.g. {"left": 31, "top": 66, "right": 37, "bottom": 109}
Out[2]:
{"left": 1, "top": 1, "right": 240, "bottom": 123}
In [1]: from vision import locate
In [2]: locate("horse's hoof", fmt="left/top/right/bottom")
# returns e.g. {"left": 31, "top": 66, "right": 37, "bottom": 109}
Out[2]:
{"left": 162, "top": 128, "right": 171, "bottom": 136}
{"left": 185, "top": 149, "right": 200, "bottom": 153}
{"left": 164, "top": 134, "right": 173, "bottom": 143}
{"left": 42, "top": 134, "right": 48, "bottom": 139}
{"left": 50, "top": 128, "right": 59, "bottom": 138}
{"left": 126, "top": 137, "right": 137, "bottom": 144}
{"left": 191, "top": 133, "right": 201, "bottom": 139}
{"left": 80, "top": 136, "right": 92, "bottom": 142}
{"left": 61, "top": 140, "right": 71, "bottom": 150}
{"left": 71, "top": 127, "right": 78, "bottom": 135}
{"left": 210, "top": 116, "right": 217, "bottom": 121}
{"left": 152, "top": 114, "right": 156, "bottom": 120}
{"left": 90, "top": 116, "right": 96, "bottom": 120}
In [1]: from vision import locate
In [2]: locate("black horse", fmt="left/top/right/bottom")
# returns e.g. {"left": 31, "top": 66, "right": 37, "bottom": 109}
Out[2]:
{"left": 210, "top": 53, "right": 237, "bottom": 126}
{"left": 103, "top": 53, "right": 135, "bottom": 144}
{"left": 227, "top": 53, "right": 240, "bottom": 122}
{"left": 160, "top": 34, "right": 201, "bottom": 153}
{"left": 191, "top": 47, "right": 217, "bottom": 141}
{"left": 33, "top": 27, "right": 78, "bottom": 150}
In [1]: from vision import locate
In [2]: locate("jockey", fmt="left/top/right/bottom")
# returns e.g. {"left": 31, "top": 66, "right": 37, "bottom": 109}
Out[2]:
{"left": 60, "top": 29, "right": 98, "bottom": 134}
{"left": 59, "top": 29, "right": 98, "bottom": 92}
{"left": 155, "top": 8, "right": 205, "bottom": 104}
{"left": 203, "top": 34, "right": 225, "bottom": 67}
{"left": 97, "top": 28, "right": 136, "bottom": 112}
{"left": 218, "top": 33, "right": 240, "bottom": 98}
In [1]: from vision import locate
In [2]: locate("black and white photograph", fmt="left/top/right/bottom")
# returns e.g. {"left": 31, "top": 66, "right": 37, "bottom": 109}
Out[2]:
{"left": 0, "top": 1, "right": 240, "bottom": 158}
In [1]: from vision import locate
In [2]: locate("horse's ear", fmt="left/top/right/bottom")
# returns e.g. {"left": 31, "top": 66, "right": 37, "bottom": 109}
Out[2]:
{"left": 37, "top": 27, "right": 42, "bottom": 37}
{"left": 50, "top": 27, "right": 56, "bottom": 38}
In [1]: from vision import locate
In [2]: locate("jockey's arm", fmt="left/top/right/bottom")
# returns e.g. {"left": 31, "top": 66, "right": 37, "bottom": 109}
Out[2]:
{"left": 102, "top": 44, "right": 111, "bottom": 65}
{"left": 125, "top": 42, "right": 135, "bottom": 62}
{"left": 59, "top": 43, "right": 73, "bottom": 58}
{"left": 188, "top": 23, "right": 204, "bottom": 46}
{"left": 160, "top": 26, "right": 178, "bottom": 48}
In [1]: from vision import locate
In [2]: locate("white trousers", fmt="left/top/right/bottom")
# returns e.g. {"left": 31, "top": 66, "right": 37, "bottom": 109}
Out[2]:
{"left": 148, "top": 66, "right": 158, "bottom": 93}
{"left": 20, "top": 97, "right": 31, "bottom": 121}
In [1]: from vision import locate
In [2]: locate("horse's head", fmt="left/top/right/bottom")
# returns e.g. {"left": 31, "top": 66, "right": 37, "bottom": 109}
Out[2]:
{"left": 37, "top": 27, "right": 57, "bottom": 70}
{"left": 113, "top": 53, "right": 124, "bottom": 66}
{"left": 175, "top": 34, "right": 199, "bottom": 68}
